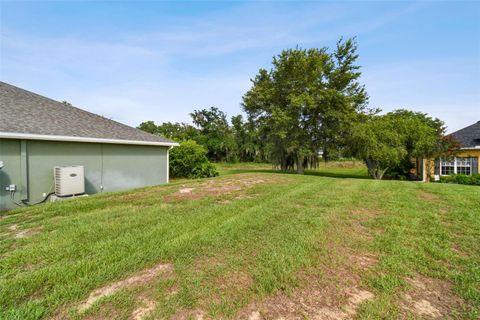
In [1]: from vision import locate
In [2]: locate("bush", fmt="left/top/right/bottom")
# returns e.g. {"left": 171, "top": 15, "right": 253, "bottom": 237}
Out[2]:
{"left": 385, "top": 157, "right": 415, "bottom": 180}
{"left": 439, "top": 174, "right": 480, "bottom": 186}
{"left": 169, "top": 140, "right": 219, "bottom": 179}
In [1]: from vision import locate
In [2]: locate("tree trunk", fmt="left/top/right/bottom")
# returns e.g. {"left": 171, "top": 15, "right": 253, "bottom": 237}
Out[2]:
{"left": 280, "top": 157, "right": 287, "bottom": 172}
{"left": 366, "top": 159, "right": 375, "bottom": 178}
{"left": 374, "top": 168, "right": 388, "bottom": 180}
{"left": 366, "top": 160, "right": 387, "bottom": 180}
{"left": 297, "top": 155, "right": 305, "bottom": 174}
{"left": 381, "top": 168, "right": 388, "bottom": 180}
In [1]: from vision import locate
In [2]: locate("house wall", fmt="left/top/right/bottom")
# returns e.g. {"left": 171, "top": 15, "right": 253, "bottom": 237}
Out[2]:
{"left": 0, "top": 139, "right": 169, "bottom": 210}
{"left": 0, "top": 139, "right": 22, "bottom": 211}
{"left": 421, "top": 149, "right": 480, "bottom": 181}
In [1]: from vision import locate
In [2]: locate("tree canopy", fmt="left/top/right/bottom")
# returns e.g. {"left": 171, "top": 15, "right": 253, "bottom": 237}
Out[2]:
{"left": 350, "top": 110, "right": 452, "bottom": 180}
{"left": 137, "top": 121, "right": 199, "bottom": 142}
{"left": 242, "top": 38, "right": 371, "bottom": 173}
{"left": 190, "top": 107, "right": 236, "bottom": 162}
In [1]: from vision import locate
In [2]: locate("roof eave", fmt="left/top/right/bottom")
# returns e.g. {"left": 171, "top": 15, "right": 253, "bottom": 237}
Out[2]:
{"left": 0, "top": 132, "right": 179, "bottom": 147}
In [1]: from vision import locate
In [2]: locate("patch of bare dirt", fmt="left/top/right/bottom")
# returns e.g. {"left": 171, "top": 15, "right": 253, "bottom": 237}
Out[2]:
{"left": 239, "top": 286, "right": 374, "bottom": 320}
{"left": 131, "top": 296, "right": 156, "bottom": 320}
{"left": 315, "top": 288, "right": 374, "bottom": 320}
{"left": 78, "top": 263, "right": 173, "bottom": 312}
{"left": 166, "top": 283, "right": 180, "bottom": 297}
{"left": 418, "top": 190, "right": 440, "bottom": 202}
{"left": 248, "top": 311, "right": 262, "bottom": 320}
{"left": 401, "top": 275, "right": 465, "bottom": 319}
{"left": 6, "top": 224, "right": 43, "bottom": 239}
{"left": 406, "top": 297, "right": 441, "bottom": 318}
{"left": 439, "top": 207, "right": 448, "bottom": 214}
{"left": 179, "top": 188, "right": 195, "bottom": 194}
{"left": 164, "top": 174, "right": 288, "bottom": 203}
{"left": 15, "top": 226, "right": 42, "bottom": 239}
{"left": 451, "top": 244, "right": 469, "bottom": 258}
{"left": 350, "top": 208, "right": 380, "bottom": 219}
{"left": 354, "top": 254, "right": 378, "bottom": 270}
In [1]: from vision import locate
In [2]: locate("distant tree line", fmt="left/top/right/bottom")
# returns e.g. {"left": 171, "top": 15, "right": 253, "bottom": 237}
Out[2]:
{"left": 138, "top": 107, "right": 267, "bottom": 163}
{"left": 138, "top": 38, "right": 454, "bottom": 180}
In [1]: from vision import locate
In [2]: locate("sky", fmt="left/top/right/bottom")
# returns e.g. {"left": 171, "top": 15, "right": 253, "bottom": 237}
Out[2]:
{"left": 0, "top": 1, "right": 479, "bottom": 133}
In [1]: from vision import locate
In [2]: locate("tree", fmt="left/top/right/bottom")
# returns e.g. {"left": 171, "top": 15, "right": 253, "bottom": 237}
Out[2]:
{"left": 138, "top": 121, "right": 199, "bottom": 142}
{"left": 242, "top": 38, "right": 370, "bottom": 174}
{"left": 350, "top": 110, "right": 452, "bottom": 180}
{"left": 190, "top": 107, "right": 236, "bottom": 162}
{"left": 137, "top": 121, "right": 159, "bottom": 134}
{"left": 383, "top": 110, "right": 453, "bottom": 180}
{"left": 231, "top": 114, "right": 267, "bottom": 162}
{"left": 350, "top": 115, "right": 407, "bottom": 179}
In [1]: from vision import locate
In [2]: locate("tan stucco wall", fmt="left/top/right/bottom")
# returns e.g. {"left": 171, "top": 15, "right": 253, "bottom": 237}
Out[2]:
{"left": 418, "top": 149, "right": 480, "bottom": 181}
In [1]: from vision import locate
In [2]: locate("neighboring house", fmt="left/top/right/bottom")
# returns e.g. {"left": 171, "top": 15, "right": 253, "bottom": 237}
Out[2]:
{"left": 415, "top": 121, "right": 480, "bottom": 181}
{"left": 0, "top": 82, "right": 178, "bottom": 210}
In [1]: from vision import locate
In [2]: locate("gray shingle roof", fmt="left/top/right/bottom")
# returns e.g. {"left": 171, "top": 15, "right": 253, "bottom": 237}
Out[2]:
{"left": 450, "top": 121, "right": 480, "bottom": 148}
{"left": 0, "top": 81, "right": 176, "bottom": 146}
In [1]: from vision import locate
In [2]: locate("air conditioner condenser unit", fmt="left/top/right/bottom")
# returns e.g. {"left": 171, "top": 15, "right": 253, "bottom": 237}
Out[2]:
{"left": 54, "top": 166, "right": 85, "bottom": 197}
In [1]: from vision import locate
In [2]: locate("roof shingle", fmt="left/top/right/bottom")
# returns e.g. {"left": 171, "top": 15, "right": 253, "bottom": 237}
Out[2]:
{"left": 0, "top": 82, "right": 176, "bottom": 145}
{"left": 450, "top": 121, "right": 480, "bottom": 148}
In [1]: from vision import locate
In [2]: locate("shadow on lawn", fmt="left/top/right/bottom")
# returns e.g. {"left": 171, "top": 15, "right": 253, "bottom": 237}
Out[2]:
{"left": 220, "top": 167, "right": 371, "bottom": 180}
{"left": 305, "top": 170, "right": 371, "bottom": 180}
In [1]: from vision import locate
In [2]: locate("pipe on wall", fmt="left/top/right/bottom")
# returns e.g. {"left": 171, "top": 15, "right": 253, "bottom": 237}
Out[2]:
{"left": 20, "top": 140, "right": 28, "bottom": 201}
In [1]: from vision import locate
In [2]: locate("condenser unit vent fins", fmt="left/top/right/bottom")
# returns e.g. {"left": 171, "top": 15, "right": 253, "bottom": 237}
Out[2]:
{"left": 54, "top": 166, "right": 85, "bottom": 197}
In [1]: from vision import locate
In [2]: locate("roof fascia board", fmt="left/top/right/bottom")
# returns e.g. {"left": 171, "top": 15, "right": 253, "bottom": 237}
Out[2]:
{"left": 0, "top": 132, "right": 179, "bottom": 147}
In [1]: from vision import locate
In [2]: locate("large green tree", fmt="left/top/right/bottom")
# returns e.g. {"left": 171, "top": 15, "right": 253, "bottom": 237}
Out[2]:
{"left": 350, "top": 110, "right": 452, "bottom": 180}
{"left": 242, "top": 38, "right": 370, "bottom": 173}
{"left": 231, "top": 115, "right": 268, "bottom": 162}
{"left": 384, "top": 109, "right": 454, "bottom": 180}
{"left": 350, "top": 115, "right": 407, "bottom": 179}
{"left": 190, "top": 107, "right": 236, "bottom": 162}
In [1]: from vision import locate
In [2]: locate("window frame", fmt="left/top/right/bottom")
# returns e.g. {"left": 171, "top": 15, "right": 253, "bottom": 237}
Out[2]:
{"left": 440, "top": 157, "right": 472, "bottom": 176}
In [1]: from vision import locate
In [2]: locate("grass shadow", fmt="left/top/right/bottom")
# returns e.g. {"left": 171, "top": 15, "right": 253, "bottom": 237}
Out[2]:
{"left": 217, "top": 165, "right": 371, "bottom": 180}
{"left": 304, "top": 170, "right": 371, "bottom": 180}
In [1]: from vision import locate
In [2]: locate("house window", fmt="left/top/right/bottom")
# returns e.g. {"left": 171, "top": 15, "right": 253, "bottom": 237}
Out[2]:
{"left": 456, "top": 157, "right": 472, "bottom": 175}
{"left": 440, "top": 159, "right": 455, "bottom": 175}
{"left": 440, "top": 157, "right": 472, "bottom": 175}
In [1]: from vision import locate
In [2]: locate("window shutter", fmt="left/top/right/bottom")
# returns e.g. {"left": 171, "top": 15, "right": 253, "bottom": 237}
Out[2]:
{"left": 434, "top": 158, "right": 440, "bottom": 175}
{"left": 472, "top": 157, "right": 479, "bottom": 175}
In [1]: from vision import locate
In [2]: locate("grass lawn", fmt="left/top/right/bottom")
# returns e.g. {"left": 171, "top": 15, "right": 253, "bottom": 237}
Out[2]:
{"left": 216, "top": 160, "right": 368, "bottom": 179}
{"left": 0, "top": 162, "right": 479, "bottom": 319}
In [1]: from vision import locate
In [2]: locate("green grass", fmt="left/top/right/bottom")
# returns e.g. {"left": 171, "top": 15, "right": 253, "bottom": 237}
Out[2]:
{"left": 216, "top": 160, "right": 369, "bottom": 179}
{"left": 0, "top": 163, "right": 479, "bottom": 319}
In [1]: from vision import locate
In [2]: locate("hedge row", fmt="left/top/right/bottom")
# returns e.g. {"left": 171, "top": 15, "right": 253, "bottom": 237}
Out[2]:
{"left": 439, "top": 174, "right": 480, "bottom": 186}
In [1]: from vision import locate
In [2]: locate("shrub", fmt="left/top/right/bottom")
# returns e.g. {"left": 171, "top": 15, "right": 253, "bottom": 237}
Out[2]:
{"left": 439, "top": 174, "right": 480, "bottom": 186}
{"left": 385, "top": 157, "right": 415, "bottom": 180}
{"left": 169, "top": 140, "right": 219, "bottom": 179}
